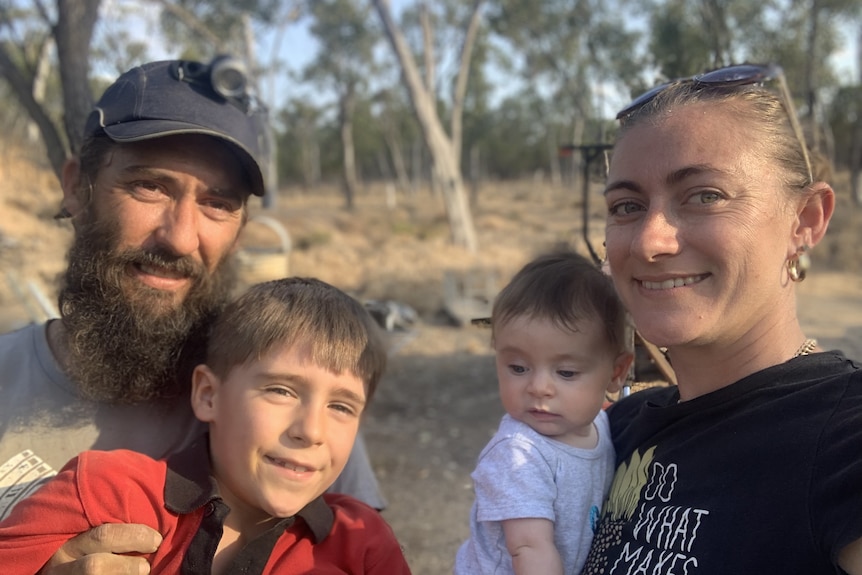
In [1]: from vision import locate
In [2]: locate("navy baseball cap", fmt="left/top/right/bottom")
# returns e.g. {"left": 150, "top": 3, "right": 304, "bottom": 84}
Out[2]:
{"left": 84, "top": 58, "right": 267, "bottom": 197}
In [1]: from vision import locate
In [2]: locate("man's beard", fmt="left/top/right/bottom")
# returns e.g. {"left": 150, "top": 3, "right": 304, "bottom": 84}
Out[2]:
{"left": 57, "top": 211, "right": 237, "bottom": 404}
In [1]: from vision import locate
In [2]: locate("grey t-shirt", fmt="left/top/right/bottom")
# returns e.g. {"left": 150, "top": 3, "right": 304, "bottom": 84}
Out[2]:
{"left": 0, "top": 322, "right": 202, "bottom": 519}
{"left": 454, "top": 412, "right": 615, "bottom": 575}
{"left": 0, "top": 322, "right": 386, "bottom": 519}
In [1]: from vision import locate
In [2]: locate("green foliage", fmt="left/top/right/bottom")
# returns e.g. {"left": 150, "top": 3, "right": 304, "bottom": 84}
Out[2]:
{"left": 0, "top": 0, "right": 860, "bottom": 187}
{"left": 276, "top": 98, "right": 323, "bottom": 185}
{"left": 158, "top": 0, "right": 282, "bottom": 56}
{"left": 647, "top": 1, "right": 714, "bottom": 80}
{"left": 303, "top": 0, "right": 377, "bottom": 91}
{"left": 827, "top": 85, "right": 862, "bottom": 170}
{"left": 478, "top": 91, "right": 550, "bottom": 178}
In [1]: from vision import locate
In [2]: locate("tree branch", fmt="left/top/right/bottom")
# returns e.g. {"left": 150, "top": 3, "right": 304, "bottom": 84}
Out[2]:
{"left": 451, "top": 0, "right": 484, "bottom": 164}
{"left": 150, "top": 0, "right": 224, "bottom": 51}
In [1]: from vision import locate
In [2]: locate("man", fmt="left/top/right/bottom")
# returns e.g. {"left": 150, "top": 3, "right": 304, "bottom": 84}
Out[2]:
{"left": 0, "top": 57, "right": 385, "bottom": 573}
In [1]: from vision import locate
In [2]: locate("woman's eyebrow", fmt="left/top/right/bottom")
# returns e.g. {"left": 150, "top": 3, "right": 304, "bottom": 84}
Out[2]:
{"left": 604, "top": 163, "right": 727, "bottom": 195}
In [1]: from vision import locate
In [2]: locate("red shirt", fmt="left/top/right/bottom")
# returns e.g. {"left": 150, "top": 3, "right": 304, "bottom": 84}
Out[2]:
{"left": 0, "top": 438, "right": 411, "bottom": 574}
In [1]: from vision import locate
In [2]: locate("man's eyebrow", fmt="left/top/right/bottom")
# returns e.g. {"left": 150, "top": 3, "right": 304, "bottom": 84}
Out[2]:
{"left": 117, "top": 165, "right": 245, "bottom": 201}
{"left": 117, "top": 164, "right": 170, "bottom": 178}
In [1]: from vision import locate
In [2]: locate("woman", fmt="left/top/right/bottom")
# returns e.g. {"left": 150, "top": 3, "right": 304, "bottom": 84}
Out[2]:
{"left": 580, "top": 64, "right": 862, "bottom": 574}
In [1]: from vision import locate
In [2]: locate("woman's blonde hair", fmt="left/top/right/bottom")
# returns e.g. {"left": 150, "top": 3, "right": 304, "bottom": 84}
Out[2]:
{"left": 616, "top": 81, "right": 814, "bottom": 193}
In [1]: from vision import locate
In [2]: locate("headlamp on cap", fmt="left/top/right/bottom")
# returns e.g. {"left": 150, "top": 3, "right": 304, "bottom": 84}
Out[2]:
{"left": 171, "top": 55, "right": 255, "bottom": 114}
{"left": 210, "top": 55, "right": 249, "bottom": 100}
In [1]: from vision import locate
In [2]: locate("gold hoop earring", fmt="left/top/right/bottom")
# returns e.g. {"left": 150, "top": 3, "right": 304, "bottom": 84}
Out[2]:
{"left": 787, "top": 245, "right": 810, "bottom": 282}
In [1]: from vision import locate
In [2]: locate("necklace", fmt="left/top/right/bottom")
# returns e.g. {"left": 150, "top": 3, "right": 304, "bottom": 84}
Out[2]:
{"left": 793, "top": 338, "right": 817, "bottom": 358}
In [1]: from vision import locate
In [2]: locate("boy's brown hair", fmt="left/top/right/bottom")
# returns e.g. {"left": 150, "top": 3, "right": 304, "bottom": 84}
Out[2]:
{"left": 205, "top": 277, "right": 387, "bottom": 401}
{"left": 491, "top": 249, "right": 628, "bottom": 353}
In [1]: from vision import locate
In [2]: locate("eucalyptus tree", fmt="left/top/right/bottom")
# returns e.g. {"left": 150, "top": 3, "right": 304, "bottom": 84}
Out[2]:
{"left": 641, "top": 0, "right": 767, "bottom": 79}
{"left": 303, "top": 0, "right": 378, "bottom": 210}
{"left": 380, "top": 1, "right": 492, "bottom": 185}
{"left": 482, "top": 90, "right": 553, "bottom": 179}
{"left": 0, "top": 0, "right": 290, "bottom": 197}
{"left": 277, "top": 97, "right": 323, "bottom": 188}
{"left": 372, "top": 86, "right": 418, "bottom": 195}
{"left": 458, "top": 25, "right": 495, "bottom": 191}
{"left": 642, "top": 0, "right": 857, "bottom": 160}
{"left": 155, "top": 0, "right": 287, "bottom": 58}
{"left": 829, "top": 84, "right": 862, "bottom": 204}
{"left": 773, "top": 0, "right": 860, "bottom": 153}
{"left": 373, "top": 0, "right": 484, "bottom": 252}
{"left": 0, "top": 0, "right": 100, "bottom": 177}
{"left": 487, "top": 0, "right": 640, "bottom": 190}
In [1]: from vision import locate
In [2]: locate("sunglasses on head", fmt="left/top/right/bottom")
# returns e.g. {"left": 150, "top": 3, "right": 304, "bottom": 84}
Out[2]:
{"left": 616, "top": 63, "right": 813, "bottom": 184}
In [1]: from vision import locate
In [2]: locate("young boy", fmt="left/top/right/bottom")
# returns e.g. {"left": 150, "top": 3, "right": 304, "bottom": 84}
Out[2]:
{"left": 454, "top": 250, "right": 632, "bottom": 575}
{"left": 0, "top": 277, "right": 412, "bottom": 574}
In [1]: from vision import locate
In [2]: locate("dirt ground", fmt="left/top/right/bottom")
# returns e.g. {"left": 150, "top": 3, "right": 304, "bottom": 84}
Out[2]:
{"left": 1, "top": 144, "right": 861, "bottom": 574}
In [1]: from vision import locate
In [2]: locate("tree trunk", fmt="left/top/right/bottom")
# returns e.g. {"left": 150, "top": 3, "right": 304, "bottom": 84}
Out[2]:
{"left": 382, "top": 120, "right": 411, "bottom": 195}
{"left": 0, "top": 44, "right": 68, "bottom": 179}
{"left": 27, "top": 38, "right": 54, "bottom": 144}
{"left": 410, "top": 137, "right": 422, "bottom": 196}
{"left": 339, "top": 89, "right": 358, "bottom": 211}
{"left": 373, "top": 0, "right": 478, "bottom": 252}
{"left": 469, "top": 143, "right": 481, "bottom": 208}
{"left": 153, "top": 0, "right": 223, "bottom": 49}
{"left": 242, "top": 13, "right": 277, "bottom": 209}
{"left": 804, "top": 0, "right": 821, "bottom": 152}
{"left": 420, "top": 3, "right": 435, "bottom": 99}
{"left": 450, "top": 0, "right": 485, "bottom": 165}
{"left": 570, "top": 115, "right": 585, "bottom": 191}
{"left": 547, "top": 128, "right": 561, "bottom": 187}
{"left": 854, "top": 25, "right": 862, "bottom": 206}
{"left": 298, "top": 115, "right": 318, "bottom": 189}
{"left": 420, "top": 3, "right": 442, "bottom": 199}
{"left": 851, "top": 98, "right": 862, "bottom": 206}
{"left": 300, "top": 136, "right": 314, "bottom": 189}
{"left": 56, "top": 0, "right": 101, "bottom": 156}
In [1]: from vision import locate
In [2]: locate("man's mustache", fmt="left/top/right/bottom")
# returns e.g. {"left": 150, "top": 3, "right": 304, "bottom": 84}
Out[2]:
{"left": 115, "top": 248, "right": 206, "bottom": 282}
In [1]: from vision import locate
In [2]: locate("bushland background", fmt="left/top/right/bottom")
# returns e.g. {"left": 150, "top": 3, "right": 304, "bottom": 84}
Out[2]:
{"left": 2, "top": 2, "right": 862, "bottom": 573}
{"left": 2, "top": 145, "right": 861, "bottom": 574}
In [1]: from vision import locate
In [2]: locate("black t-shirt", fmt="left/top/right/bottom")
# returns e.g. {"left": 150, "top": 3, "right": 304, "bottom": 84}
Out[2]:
{"left": 581, "top": 352, "right": 862, "bottom": 575}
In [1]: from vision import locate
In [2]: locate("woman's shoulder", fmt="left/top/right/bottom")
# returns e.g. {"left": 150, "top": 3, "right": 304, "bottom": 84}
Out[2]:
{"left": 783, "top": 350, "right": 862, "bottom": 393}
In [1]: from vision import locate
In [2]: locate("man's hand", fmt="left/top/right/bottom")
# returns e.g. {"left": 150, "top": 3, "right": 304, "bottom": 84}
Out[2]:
{"left": 39, "top": 523, "right": 162, "bottom": 575}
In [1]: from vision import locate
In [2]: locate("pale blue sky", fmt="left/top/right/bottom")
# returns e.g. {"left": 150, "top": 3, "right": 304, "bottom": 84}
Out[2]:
{"left": 100, "top": 0, "right": 859, "bottom": 119}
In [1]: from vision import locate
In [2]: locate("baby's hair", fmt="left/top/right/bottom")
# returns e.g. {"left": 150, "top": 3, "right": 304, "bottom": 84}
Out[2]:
{"left": 492, "top": 249, "right": 627, "bottom": 352}
{"left": 205, "top": 277, "right": 387, "bottom": 402}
